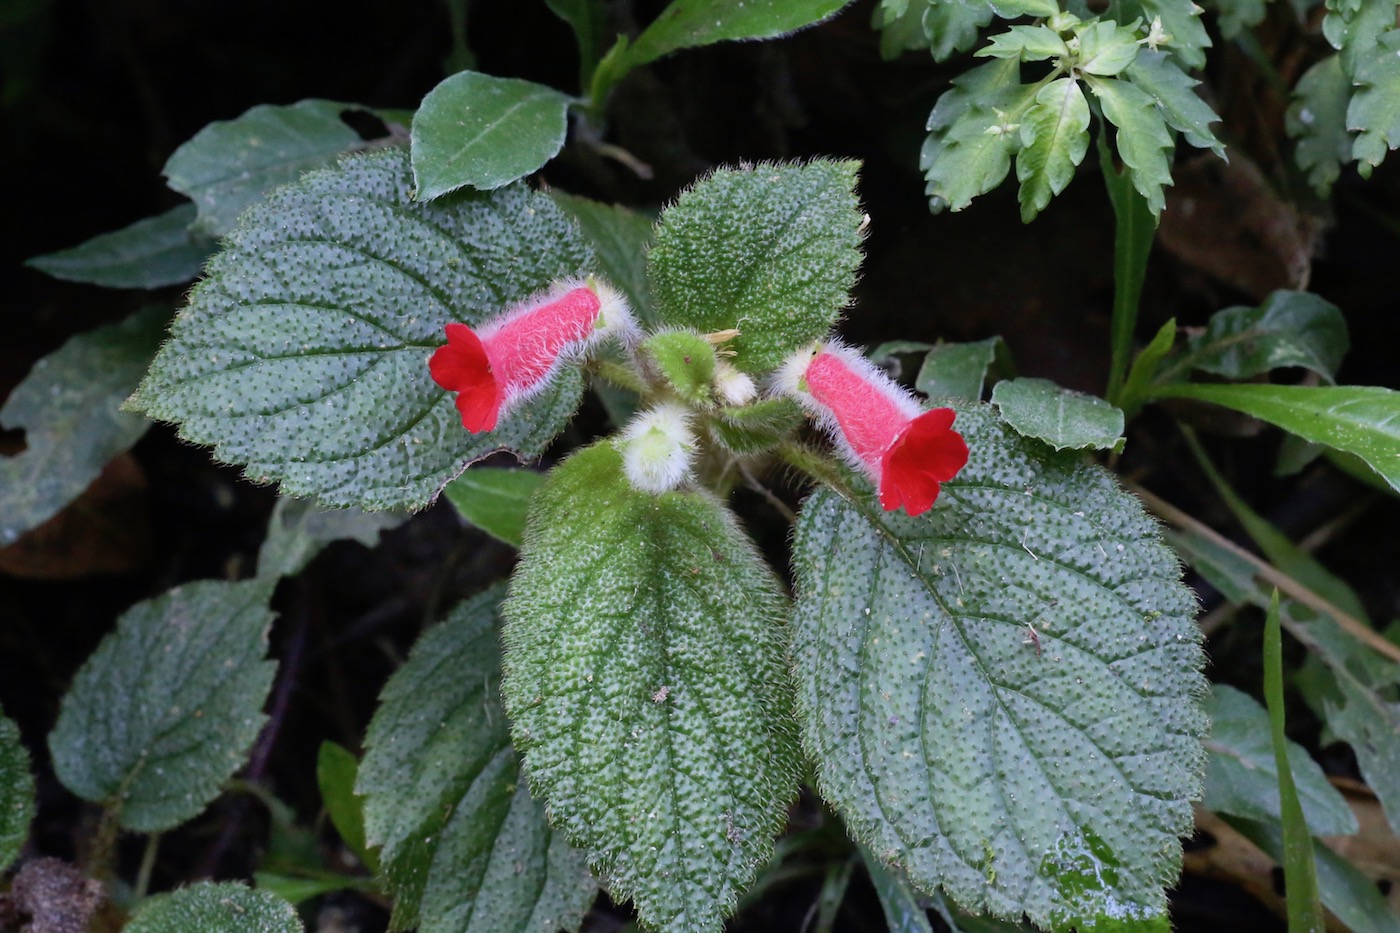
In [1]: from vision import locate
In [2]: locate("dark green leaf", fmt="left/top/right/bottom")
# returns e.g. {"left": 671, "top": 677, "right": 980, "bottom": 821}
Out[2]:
{"left": 164, "top": 100, "right": 368, "bottom": 236}
{"left": 791, "top": 403, "right": 1204, "bottom": 929}
{"left": 441, "top": 467, "right": 545, "bottom": 547}
{"left": 1117, "top": 320, "right": 1176, "bottom": 417}
{"left": 0, "top": 710, "right": 34, "bottom": 871}
{"left": 863, "top": 847, "right": 935, "bottom": 933}
{"left": 129, "top": 149, "right": 591, "bottom": 511}
{"left": 1211, "top": 0, "right": 1269, "bottom": 37}
{"left": 707, "top": 397, "right": 806, "bottom": 455}
{"left": 648, "top": 160, "right": 864, "bottom": 373}
{"left": 49, "top": 579, "right": 277, "bottom": 832}
{"left": 991, "top": 377, "right": 1126, "bottom": 450}
{"left": 1203, "top": 685, "right": 1356, "bottom": 836}
{"left": 253, "top": 872, "right": 369, "bottom": 906}
{"left": 411, "top": 72, "right": 573, "bottom": 199}
{"left": 358, "top": 587, "right": 595, "bottom": 933}
{"left": 317, "top": 742, "right": 376, "bottom": 873}
{"left": 26, "top": 204, "right": 214, "bottom": 289}
{"left": 1263, "top": 591, "right": 1326, "bottom": 933}
{"left": 624, "top": 0, "right": 854, "bottom": 68}
{"left": 1092, "top": 76, "right": 1175, "bottom": 215}
{"left": 1150, "top": 384, "right": 1400, "bottom": 493}
{"left": 1159, "top": 291, "right": 1349, "bottom": 384}
{"left": 1227, "top": 817, "right": 1400, "bottom": 933}
{"left": 503, "top": 443, "right": 800, "bottom": 933}
{"left": 546, "top": 0, "right": 609, "bottom": 90}
{"left": 126, "top": 882, "right": 303, "bottom": 933}
{"left": 1016, "top": 78, "right": 1091, "bottom": 222}
{"left": 256, "top": 496, "right": 404, "bottom": 580}
{"left": 919, "top": 0, "right": 998, "bottom": 62}
{"left": 1123, "top": 49, "right": 1226, "bottom": 158}
{"left": 1288, "top": 55, "right": 1354, "bottom": 196}
{"left": 916, "top": 338, "right": 1010, "bottom": 402}
{"left": 0, "top": 305, "right": 166, "bottom": 544}
{"left": 1101, "top": 132, "right": 1159, "bottom": 409}
{"left": 551, "top": 191, "right": 656, "bottom": 324}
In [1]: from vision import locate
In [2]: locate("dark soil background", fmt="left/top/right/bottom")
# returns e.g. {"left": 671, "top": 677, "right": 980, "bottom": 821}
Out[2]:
{"left": 2, "top": 0, "right": 1398, "bottom": 930}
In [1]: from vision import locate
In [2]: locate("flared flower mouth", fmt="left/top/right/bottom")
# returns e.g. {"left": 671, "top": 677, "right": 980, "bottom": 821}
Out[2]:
{"left": 878, "top": 407, "right": 969, "bottom": 516}
{"left": 429, "top": 323, "right": 504, "bottom": 433}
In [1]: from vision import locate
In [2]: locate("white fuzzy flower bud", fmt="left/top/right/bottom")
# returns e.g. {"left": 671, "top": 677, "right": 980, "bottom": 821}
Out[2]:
{"left": 713, "top": 360, "right": 757, "bottom": 406}
{"left": 617, "top": 402, "right": 698, "bottom": 494}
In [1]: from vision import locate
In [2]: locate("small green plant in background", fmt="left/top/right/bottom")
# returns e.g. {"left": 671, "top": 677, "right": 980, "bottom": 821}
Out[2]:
{"left": 5, "top": 0, "right": 1400, "bottom": 931}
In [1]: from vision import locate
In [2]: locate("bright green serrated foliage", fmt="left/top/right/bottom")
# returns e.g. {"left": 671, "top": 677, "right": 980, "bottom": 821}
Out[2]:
{"left": 26, "top": 204, "right": 214, "bottom": 289}
{"left": 1151, "top": 384, "right": 1400, "bottom": 493}
{"left": 1288, "top": 55, "right": 1353, "bottom": 196}
{"left": 552, "top": 191, "right": 656, "bottom": 324}
{"left": 872, "top": 0, "right": 996, "bottom": 62}
{"left": 648, "top": 160, "right": 863, "bottom": 374}
{"left": 993, "top": 0, "right": 1061, "bottom": 16}
{"left": 358, "top": 587, "right": 595, "bottom": 933}
{"left": 1109, "top": 0, "right": 1210, "bottom": 69}
{"left": 317, "top": 742, "right": 377, "bottom": 873}
{"left": 49, "top": 578, "right": 276, "bottom": 832}
{"left": 1325, "top": 0, "right": 1395, "bottom": 77}
{"left": 411, "top": 72, "right": 573, "bottom": 199}
{"left": 503, "top": 443, "right": 800, "bottom": 933}
{"left": 1092, "top": 78, "right": 1175, "bottom": 215}
{"left": 1158, "top": 290, "right": 1348, "bottom": 385}
{"left": 0, "top": 305, "right": 166, "bottom": 544}
{"left": 923, "top": 60, "right": 1039, "bottom": 212}
{"left": 790, "top": 403, "right": 1205, "bottom": 929}
{"left": 256, "top": 496, "right": 403, "bottom": 580}
{"left": 1124, "top": 50, "right": 1225, "bottom": 157}
{"left": 978, "top": 25, "right": 1069, "bottom": 62}
{"left": 1264, "top": 592, "right": 1327, "bottom": 933}
{"left": 1348, "top": 27, "right": 1400, "bottom": 174}
{"left": 164, "top": 100, "right": 369, "bottom": 236}
{"left": 126, "top": 882, "right": 304, "bottom": 933}
{"left": 1075, "top": 20, "right": 1141, "bottom": 75}
{"left": 0, "top": 711, "right": 34, "bottom": 871}
{"left": 1016, "top": 78, "right": 1091, "bottom": 222}
{"left": 707, "top": 397, "right": 806, "bottom": 455}
{"left": 129, "top": 148, "right": 591, "bottom": 511}
{"left": 1202, "top": 685, "right": 1356, "bottom": 836}
{"left": 442, "top": 467, "right": 546, "bottom": 548}
{"left": 992, "top": 377, "right": 1126, "bottom": 450}
{"left": 1228, "top": 816, "right": 1400, "bottom": 933}
{"left": 916, "top": 337, "right": 1012, "bottom": 402}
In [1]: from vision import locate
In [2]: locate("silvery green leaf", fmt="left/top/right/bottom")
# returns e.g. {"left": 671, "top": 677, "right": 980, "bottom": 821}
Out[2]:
{"left": 1016, "top": 78, "right": 1091, "bottom": 221}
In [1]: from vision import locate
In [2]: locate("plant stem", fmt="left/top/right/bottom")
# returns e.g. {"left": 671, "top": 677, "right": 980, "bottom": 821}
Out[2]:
{"left": 1099, "top": 133, "right": 1156, "bottom": 406}
{"left": 134, "top": 832, "right": 161, "bottom": 900}
{"left": 590, "top": 358, "right": 647, "bottom": 394}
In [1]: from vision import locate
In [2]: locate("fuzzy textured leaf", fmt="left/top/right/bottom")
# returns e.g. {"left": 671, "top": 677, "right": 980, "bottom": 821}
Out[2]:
{"left": 1016, "top": 78, "right": 1091, "bottom": 222}
{"left": 442, "top": 466, "right": 545, "bottom": 547}
{"left": 256, "top": 496, "right": 404, "bottom": 580}
{"left": 1202, "top": 685, "right": 1356, "bottom": 836}
{"left": 1151, "top": 384, "right": 1400, "bottom": 493}
{"left": 992, "top": 377, "right": 1126, "bottom": 450}
{"left": 411, "top": 72, "right": 572, "bottom": 198}
{"left": 791, "top": 403, "right": 1205, "bottom": 929}
{"left": 164, "top": 100, "right": 368, "bottom": 236}
{"left": 1160, "top": 290, "right": 1349, "bottom": 384}
{"left": 49, "top": 579, "right": 277, "bottom": 832}
{"left": 129, "top": 149, "right": 591, "bottom": 511}
{"left": 648, "top": 160, "right": 863, "bottom": 373}
{"left": 1288, "top": 55, "right": 1353, "bottom": 196}
{"left": 1124, "top": 50, "right": 1225, "bottom": 158}
{"left": 1348, "top": 27, "right": 1400, "bottom": 173}
{"left": 552, "top": 191, "right": 656, "bottom": 324}
{"left": 126, "top": 882, "right": 303, "bottom": 933}
{"left": 358, "top": 587, "right": 595, "bottom": 933}
{"left": 0, "top": 711, "right": 34, "bottom": 871}
{"left": 1092, "top": 76, "right": 1175, "bottom": 215}
{"left": 503, "top": 443, "right": 800, "bottom": 933}
{"left": 0, "top": 305, "right": 166, "bottom": 544}
{"left": 26, "top": 204, "right": 214, "bottom": 289}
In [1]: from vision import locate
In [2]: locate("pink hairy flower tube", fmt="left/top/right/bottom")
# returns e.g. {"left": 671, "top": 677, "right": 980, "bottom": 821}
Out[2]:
{"left": 778, "top": 340, "right": 969, "bottom": 516}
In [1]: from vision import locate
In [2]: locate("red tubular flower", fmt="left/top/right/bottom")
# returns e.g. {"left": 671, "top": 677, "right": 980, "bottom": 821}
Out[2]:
{"left": 779, "top": 341, "right": 969, "bottom": 516}
{"left": 429, "top": 277, "right": 633, "bottom": 433}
